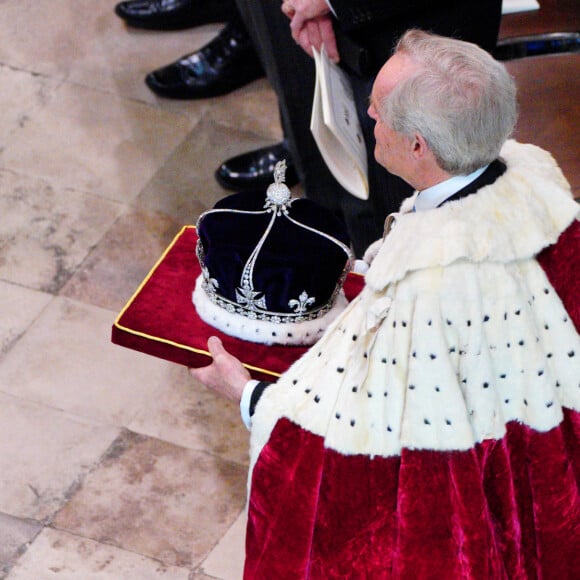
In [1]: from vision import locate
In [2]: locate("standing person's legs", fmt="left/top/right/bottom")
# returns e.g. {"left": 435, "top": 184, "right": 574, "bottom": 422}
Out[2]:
{"left": 235, "top": 0, "right": 379, "bottom": 256}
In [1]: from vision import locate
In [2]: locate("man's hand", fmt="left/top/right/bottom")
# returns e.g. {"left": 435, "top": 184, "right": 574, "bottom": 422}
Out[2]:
{"left": 281, "top": 0, "right": 329, "bottom": 21}
{"left": 189, "top": 336, "right": 251, "bottom": 403}
{"left": 281, "top": 0, "right": 339, "bottom": 62}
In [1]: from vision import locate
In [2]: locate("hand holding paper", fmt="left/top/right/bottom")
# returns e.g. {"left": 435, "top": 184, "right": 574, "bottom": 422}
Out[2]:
{"left": 282, "top": 0, "right": 338, "bottom": 61}
{"left": 310, "top": 46, "right": 369, "bottom": 200}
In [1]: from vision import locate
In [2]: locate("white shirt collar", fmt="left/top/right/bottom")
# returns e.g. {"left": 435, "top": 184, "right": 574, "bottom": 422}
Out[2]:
{"left": 413, "top": 165, "right": 489, "bottom": 211}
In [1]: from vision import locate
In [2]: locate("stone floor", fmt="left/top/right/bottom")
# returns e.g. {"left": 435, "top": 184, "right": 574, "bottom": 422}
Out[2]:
{"left": 0, "top": 1, "right": 578, "bottom": 579}
{"left": 0, "top": 1, "right": 284, "bottom": 578}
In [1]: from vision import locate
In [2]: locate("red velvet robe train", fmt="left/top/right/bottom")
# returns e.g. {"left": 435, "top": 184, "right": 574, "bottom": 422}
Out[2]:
{"left": 244, "top": 215, "right": 580, "bottom": 576}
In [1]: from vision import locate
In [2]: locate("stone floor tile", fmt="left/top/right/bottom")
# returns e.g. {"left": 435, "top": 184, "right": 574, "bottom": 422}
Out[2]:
{"left": 0, "top": 0, "right": 102, "bottom": 77}
{"left": 0, "top": 281, "right": 52, "bottom": 355}
{"left": 61, "top": 208, "right": 182, "bottom": 312}
{"left": 129, "top": 369, "right": 250, "bottom": 466}
{"left": 0, "top": 170, "right": 123, "bottom": 293}
{"left": 0, "top": 513, "right": 42, "bottom": 578}
{"left": 0, "top": 65, "right": 58, "bottom": 145}
{"left": 66, "top": 13, "right": 222, "bottom": 105}
{"left": 0, "top": 393, "right": 118, "bottom": 521}
{"left": 204, "top": 78, "right": 281, "bottom": 141}
{"left": 200, "top": 510, "right": 246, "bottom": 580}
{"left": 53, "top": 430, "right": 247, "bottom": 569}
{"left": 0, "top": 0, "right": 218, "bottom": 100}
{"left": 7, "top": 527, "right": 191, "bottom": 579}
{"left": 136, "top": 117, "right": 280, "bottom": 224}
{"left": 0, "top": 82, "right": 197, "bottom": 203}
{"left": 0, "top": 297, "right": 175, "bottom": 426}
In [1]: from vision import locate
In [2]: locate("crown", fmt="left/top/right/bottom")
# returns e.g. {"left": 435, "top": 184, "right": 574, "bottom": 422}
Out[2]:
{"left": 192, "top": 161, "right": 354, "bottom": 345}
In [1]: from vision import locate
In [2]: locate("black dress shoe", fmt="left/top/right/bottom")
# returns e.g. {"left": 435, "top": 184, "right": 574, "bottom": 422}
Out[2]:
{"left": 145, "top": 19, "right": 264, "bottom": 99}
{"left": 215, "top": 143, "right": 300, "bottom": 191}
{"left": 114, "top": 0, "right": 234, "bottom": 31}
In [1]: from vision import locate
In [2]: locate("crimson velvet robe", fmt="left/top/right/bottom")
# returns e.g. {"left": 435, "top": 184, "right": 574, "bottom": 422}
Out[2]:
{"left": 244, "top": 143, "right": 579, "bottom": 579}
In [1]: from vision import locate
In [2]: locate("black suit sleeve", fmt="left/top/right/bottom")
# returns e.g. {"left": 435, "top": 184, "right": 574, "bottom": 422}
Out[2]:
{"left": 330, "top": 0, "right": 442, "bottom": 31}
{"left": 330, "top": 0, "right": 503, "bottom": 56}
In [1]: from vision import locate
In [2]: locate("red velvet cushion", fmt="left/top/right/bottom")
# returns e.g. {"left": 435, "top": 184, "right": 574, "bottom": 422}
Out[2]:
{"left": 111, "top": 226, "right": 364, "bottom": 382}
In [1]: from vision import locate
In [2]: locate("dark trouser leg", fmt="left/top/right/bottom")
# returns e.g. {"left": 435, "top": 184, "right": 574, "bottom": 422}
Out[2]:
{"left": 235, "top": 0, "right": 379, "bottom": 257}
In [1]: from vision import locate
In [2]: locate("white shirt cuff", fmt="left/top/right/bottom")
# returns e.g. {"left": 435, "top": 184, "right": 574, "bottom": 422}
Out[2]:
{"left": 240, "top": 379, "right": 260, "bottom": 430}
{"left": 353, "top": 259, "right": 369, "bottom": 274}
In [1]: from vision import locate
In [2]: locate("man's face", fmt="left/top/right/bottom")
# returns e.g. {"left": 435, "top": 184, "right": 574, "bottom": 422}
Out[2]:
{"left": 367, "top": 53, "right": 420, "bottom": 180}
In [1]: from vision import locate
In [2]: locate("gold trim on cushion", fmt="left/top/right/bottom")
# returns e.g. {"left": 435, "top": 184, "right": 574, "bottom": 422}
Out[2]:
{"left": 113, "top": 225, "right": 281, "bottom": 379}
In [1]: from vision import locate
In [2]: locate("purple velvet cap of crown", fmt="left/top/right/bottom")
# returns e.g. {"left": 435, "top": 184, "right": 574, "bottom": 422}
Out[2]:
{"left": 192, "top": 174, "right": 353, "bottom": 345}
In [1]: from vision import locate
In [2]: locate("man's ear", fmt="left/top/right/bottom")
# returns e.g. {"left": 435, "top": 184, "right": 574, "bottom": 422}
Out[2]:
{"left": 411, "top": 133, "right": 429, "bottom": 159}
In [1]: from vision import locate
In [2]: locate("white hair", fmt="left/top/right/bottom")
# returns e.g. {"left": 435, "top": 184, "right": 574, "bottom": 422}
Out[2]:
{"left": 381, "top": 29, "right": 518, "bottom": 174}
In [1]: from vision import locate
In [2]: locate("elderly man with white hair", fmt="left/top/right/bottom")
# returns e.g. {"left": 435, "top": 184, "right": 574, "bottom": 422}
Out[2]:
{"left": 191, "top": 30, "right": 580, "bottom": 579}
